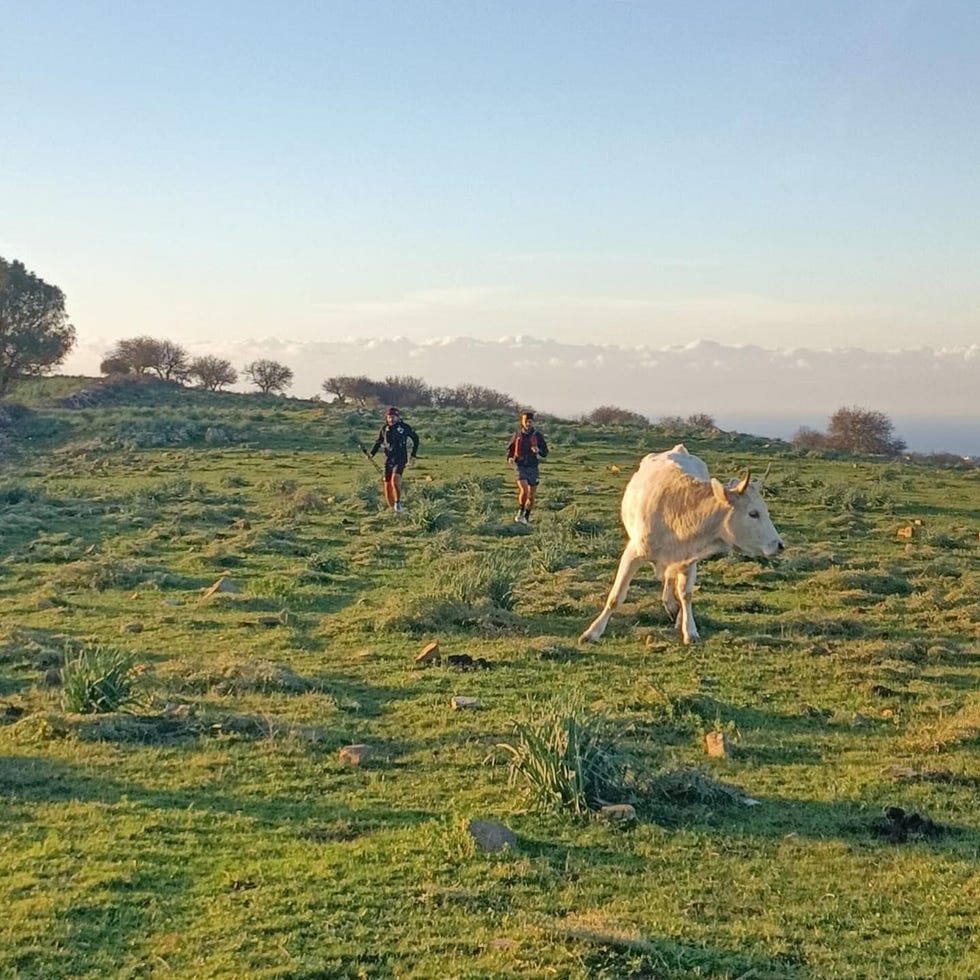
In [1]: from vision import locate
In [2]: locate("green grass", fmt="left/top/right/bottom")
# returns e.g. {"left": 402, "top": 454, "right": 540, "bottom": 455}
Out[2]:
{"left": 1, "top": 378, "right": 980, "bottom": 978}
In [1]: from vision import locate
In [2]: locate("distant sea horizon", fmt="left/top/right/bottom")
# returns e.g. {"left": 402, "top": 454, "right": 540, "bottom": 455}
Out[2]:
{"left": 724, "top": 414, "right": 979, "bottom": 459}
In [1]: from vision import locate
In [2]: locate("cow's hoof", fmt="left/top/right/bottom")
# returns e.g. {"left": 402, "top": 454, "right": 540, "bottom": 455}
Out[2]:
{"left": 578, "top": 631, "right": 596, "bottom": 645}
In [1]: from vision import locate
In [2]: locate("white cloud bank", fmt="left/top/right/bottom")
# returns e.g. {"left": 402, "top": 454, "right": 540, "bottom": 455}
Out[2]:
{"left": 62, "top": 337, "right": 980, "bottom": 454}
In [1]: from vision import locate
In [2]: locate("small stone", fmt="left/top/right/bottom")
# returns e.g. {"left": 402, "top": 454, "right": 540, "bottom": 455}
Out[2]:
{"left": 451, "top": 695, "right": 481, "bottom": 710}
{"left": 704, "top": 731, "right": 732, "bottom": 758}
{"left": 120, "top": 622, "right": 143, "bottom": 634}
{"left": 415, "top": 641, "right": 440, "bottom": 666}
{"left": 231, "top": 518, "right": 251, "bottom": 530}
{"left": 338, "top": 744, "right": 372, "bottom": 766}
{"left": 896, "top": 526, "right": 913, "bottom": 539}
{"left": 257, "top": 614, "right": 284, "bottom": 627}
{"left": 35, "top": 598, "right": 56, "bottom": 610}
{"left": 467, "top": 818, "right": 517, "bottom": 852}
{"left": 599, "top": 803, "right": 636, "bottom": 822}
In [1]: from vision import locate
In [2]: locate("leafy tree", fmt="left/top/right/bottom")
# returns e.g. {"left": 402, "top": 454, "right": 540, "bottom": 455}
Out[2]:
{"left": 0, "top": 257, "right": 76, "bottom": 396}
{"left": 826, "top": 406, "right": 906, "bottom": 455}
{"left": 322, "top": 375, "right": 377, "bottom": 405}
{"left": 188, "top": 355, "right": 238, "bottom": 391}
{"left": 243, "top": 359, "right": 293, "bottom": 395}
{"left": 587, "top": 405, "right": 649, "bottom": 425}
{"left": 100, "top": 336, "right": 162, "bottom": 376}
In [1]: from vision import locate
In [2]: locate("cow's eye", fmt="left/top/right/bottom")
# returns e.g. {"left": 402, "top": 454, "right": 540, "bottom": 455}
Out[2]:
{"left": 748, "top": 509, "right": 760, "bottom": 519}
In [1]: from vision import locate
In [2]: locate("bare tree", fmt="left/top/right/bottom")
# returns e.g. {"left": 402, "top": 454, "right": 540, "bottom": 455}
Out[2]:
{"left": 377, "top": 375, "right": 432, "bottom": 408}
{"left": 151, "top": 340, "right": 190, "bottom": 382}
{"left": 433, "top": 383, "right": 518, "bottom": 411}
{"left": 826, "top": 406, "right": 906, "bottom": 455}
{"left": 243, "top": 359, "right": 293, "bottom": 395}
{"left": 189, "top": 355, "right": 238, "bottom": 391}
{"left": 791, "top": 426, "right": 831, "bottom": 451}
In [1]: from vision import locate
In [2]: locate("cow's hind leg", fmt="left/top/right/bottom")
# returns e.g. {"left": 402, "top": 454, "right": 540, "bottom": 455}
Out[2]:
{"left": 673, "top": 561, "right": 699, "bottom": 644}
{"left": 579, "top": 542, "right": 646, "bottom": 643}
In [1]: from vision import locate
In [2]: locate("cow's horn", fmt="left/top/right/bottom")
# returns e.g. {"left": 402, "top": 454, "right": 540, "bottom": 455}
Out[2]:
{"left": 735, "top": 471, "right": 751, "bottom": 494}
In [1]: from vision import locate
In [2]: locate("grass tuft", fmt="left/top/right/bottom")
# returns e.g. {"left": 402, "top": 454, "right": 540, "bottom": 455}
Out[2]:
{"left": 60, "top": 645, "right": 142, "bottom": 714}
{"left": 493, "top": 695, "right": 639, "bottom": 816}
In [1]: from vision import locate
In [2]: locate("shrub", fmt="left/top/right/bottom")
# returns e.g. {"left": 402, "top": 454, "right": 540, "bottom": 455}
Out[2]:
{"left": 61, "top": 645, "right": 141, "bottom": 714}
{"left": 587, "top": 405, "right": 649, "bottom": 426}
{"left": 493, "top": 695, "right": 639, "bottom": 817}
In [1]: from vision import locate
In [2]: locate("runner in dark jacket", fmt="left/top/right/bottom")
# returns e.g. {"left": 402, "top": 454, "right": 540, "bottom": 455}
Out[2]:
{"left": 369, "top": 406, "right": 419, "bottom": 513}
{"left": 506, "top": 410, "right": 548, "bottom": 524}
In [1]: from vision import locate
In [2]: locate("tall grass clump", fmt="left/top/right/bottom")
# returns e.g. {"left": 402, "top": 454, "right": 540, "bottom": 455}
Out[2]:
{"left": 432, "top": 551, "right": 523, "bottom": 610}
{"left": 494, "top": 695, "right": 638, "bottom": 817}
{"left": 60, "top": 645, "right": 141, "bottom": 714}
{"left": 408, "top": 497, "right": 452, "bottom": 532}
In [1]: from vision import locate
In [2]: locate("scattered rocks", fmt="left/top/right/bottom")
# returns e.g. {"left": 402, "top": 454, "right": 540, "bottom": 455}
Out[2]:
{"left": 451, "top": 696, "right": 481, "bottom": 710}
{"left": 338, "top": 744, "right": 372, "bottom": 766}
{"left": 415, "top": 641, "right": 440, "bottom": 666}
{"left": 467, "top": 818, "right": 517, "bottom": 852}
{"left": 704, "top": 731, "right": 732, "bottom": 758}
{"left": 599, "top": 803, "right": 636, "bottom": 823}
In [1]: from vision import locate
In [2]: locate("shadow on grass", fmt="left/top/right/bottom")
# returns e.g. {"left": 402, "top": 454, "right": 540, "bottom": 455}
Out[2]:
{"left": 0, "top": 754, "right": 434, "bottom": 833}
{"left": 640, "top": 791, "right": 978, "bottom": 856}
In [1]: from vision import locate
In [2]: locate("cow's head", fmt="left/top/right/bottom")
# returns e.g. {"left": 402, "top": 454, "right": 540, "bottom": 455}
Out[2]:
{"left": 711, "top": 471, "right": 784, "bottom": 557}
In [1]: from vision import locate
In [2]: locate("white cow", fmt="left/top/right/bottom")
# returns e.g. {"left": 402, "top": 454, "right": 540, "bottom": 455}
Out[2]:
{"left": 579, "top": 444, "right": 784, "bottom": 645}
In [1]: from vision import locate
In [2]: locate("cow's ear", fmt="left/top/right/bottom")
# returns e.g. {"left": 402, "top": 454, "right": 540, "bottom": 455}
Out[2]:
{"left": 734, "top": 472, "right": 751, "bottom": 495}
{"left": 711, "top": 478, "right": 730, "bottom": 506}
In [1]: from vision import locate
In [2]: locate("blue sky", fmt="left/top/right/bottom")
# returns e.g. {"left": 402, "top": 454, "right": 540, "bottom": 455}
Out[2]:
{"left": 3, "top": 1, "right": 979, "bottom": 356}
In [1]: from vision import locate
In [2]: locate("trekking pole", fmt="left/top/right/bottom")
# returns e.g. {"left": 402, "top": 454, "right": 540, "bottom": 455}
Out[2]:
{"left": 350, "top": 434, "right": 381, "bottom": 472}
{"left": 359, "top": 442, "right": 380, "bottom": 472}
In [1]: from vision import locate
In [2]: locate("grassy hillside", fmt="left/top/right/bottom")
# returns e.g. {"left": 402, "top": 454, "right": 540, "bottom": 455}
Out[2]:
{"left": 1, "top": 379, "right": 979, "bottom": 978}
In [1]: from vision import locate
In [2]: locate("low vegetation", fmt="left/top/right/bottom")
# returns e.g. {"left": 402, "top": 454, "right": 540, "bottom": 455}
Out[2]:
{"left": 1, "top": 378, "right": 979, "bottom": 978}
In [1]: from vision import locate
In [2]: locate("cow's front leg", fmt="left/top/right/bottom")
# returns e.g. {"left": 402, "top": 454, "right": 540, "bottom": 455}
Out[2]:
{"left": 661, "top": 571, "right": 680, "bottom": 621}
{"left": 579, "top": 542, "right": 646, "bottom": 643}
{"left": 673, "top": 562, "right": 699, "bottom": 644}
